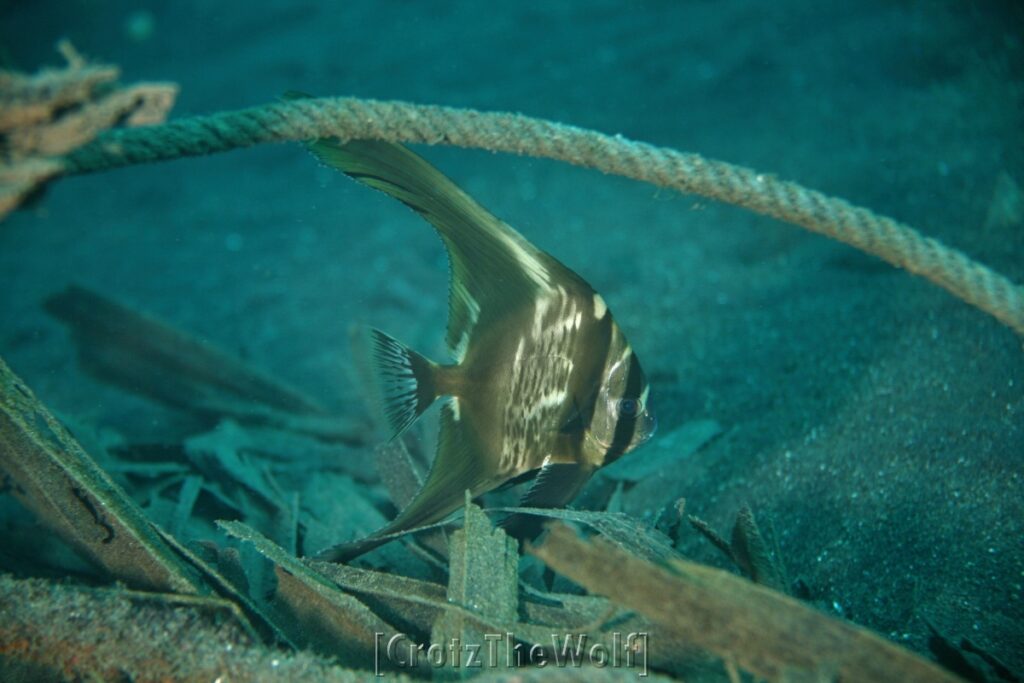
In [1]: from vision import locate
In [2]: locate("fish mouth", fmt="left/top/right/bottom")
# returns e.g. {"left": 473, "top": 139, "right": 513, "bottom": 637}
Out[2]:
{"left": 634, "top": 410, "right": 657, "bottom": 446}
{"left": 640, "top": 411, "right": 658, "bottom": 441}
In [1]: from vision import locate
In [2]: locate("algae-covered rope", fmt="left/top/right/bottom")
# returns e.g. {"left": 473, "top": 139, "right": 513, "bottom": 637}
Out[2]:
{"left": 62, "top": 96, "right": 1024, "bottom": 336}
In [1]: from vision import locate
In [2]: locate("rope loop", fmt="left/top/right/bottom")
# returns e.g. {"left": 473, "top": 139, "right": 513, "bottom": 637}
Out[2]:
{"left": 62, "top": 96, "right": 1024, "bottom": 336}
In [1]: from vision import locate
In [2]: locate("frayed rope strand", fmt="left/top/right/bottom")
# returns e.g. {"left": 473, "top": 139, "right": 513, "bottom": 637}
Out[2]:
{"left": 62, "top": 96, "right": 1024, "bottom": 336}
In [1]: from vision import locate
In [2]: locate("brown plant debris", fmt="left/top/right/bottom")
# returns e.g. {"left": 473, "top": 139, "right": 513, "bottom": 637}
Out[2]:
{"left": 1, "top": 570, "right": 679, "bottom": 681}
{"left": 689, "top": 503, "right": 788, "bottom": 592}
{"left": 0, "top": 569, "right": 680, "bottom": 682}
{"left": 0, "top": 353, "right": 286, "bottom": 643}
{"left": 0, "top": 41, "right": 178, "bottom": 220}
{"left": 374, "top": 437, "right": 450, "bottom": 558}
{"left": 44, "top": 284, "right": 369, "bottom": 444}
{"left": 927, "top": 621, "right": 1021, "bottom": 683}
{"left": 221, "top": 504, "right": 519, "bottom": 675}
{"left": 312, "top": 557, "right": 709, "bottom": 678}
{"left": 530, "top": 522, "right": 961, "bottom": 683}
{"left": 493, "top": 504, "right": 679, "bottom": 565}
{"left": 0, "top": 353, "right": 207, "bottom": 594}
{"left": 219, "top": 519, "right": 414, "bottom": 672}
{"left": 222, "top": 496, "right": 734, "bottom": 677}
{"left": 375, "top": 438, "right": 426, "bottom": 510}
{"left": 0, "top": 573, "right": 395, "bottom": 683}
{"left": 432, "top": 495, "right": 519, "bottom": 676}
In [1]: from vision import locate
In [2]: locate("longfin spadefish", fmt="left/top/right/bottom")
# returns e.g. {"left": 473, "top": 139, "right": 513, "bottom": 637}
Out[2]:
{"left": 305, "top": 138, "right": 556, "bottom": 359}
{"left": 315, "top": 399, "right": 501, "bottom": 562}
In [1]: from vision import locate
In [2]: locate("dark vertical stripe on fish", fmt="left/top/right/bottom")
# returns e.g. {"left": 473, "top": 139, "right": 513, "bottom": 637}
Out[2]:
{"left": 576, "top": 307, "right": 615, "bottom": 448}
{"left": 605, "top": 352, "right": 643, "bottom": 462}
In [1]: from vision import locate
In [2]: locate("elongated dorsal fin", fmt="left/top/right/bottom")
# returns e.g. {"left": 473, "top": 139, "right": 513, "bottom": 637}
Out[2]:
{"left": 306, "top": 138, "right": 557, "bottom": 360}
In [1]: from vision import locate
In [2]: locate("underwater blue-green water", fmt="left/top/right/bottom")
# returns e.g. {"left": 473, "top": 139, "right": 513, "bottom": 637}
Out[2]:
{"left": 1, "top": 1, "right": 1022, "bottom": 679}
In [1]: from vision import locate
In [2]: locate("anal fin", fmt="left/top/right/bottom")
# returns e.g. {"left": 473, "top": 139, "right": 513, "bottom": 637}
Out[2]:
{"left": 317, "top": 399, "right": 499, "bottom": 562}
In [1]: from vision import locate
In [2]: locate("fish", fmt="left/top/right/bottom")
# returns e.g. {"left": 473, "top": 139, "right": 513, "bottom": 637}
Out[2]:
{"left": 310, "top": 138, "right": 656, "bottom": 562}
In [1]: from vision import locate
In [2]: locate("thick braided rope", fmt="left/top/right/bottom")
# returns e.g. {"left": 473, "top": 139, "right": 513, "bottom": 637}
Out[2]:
{"left": 63, "top": 97, "right": 1024, "bottom": 336}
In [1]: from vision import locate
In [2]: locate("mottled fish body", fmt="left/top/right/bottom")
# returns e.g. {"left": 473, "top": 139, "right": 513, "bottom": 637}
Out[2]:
{"left": 310, "top": 139, "right": 655, "bottom": 561}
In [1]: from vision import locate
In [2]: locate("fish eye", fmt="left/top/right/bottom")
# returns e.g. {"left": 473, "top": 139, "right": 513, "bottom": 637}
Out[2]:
{"left": 617, "top": 397, "right": 642, "bottom": 417}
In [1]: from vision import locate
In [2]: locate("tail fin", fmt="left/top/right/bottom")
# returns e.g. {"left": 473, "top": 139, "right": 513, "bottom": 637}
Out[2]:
{"left": 370, "top": 328, "right": 437, "bottom": 440}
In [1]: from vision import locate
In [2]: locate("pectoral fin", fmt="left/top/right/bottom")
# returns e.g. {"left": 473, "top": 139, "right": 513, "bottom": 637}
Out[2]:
{"left": 500, "top": 462, "right": 594, "bottom": 541}
{"left": 558, "top": 398, "right": 585, "bottom": 435}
